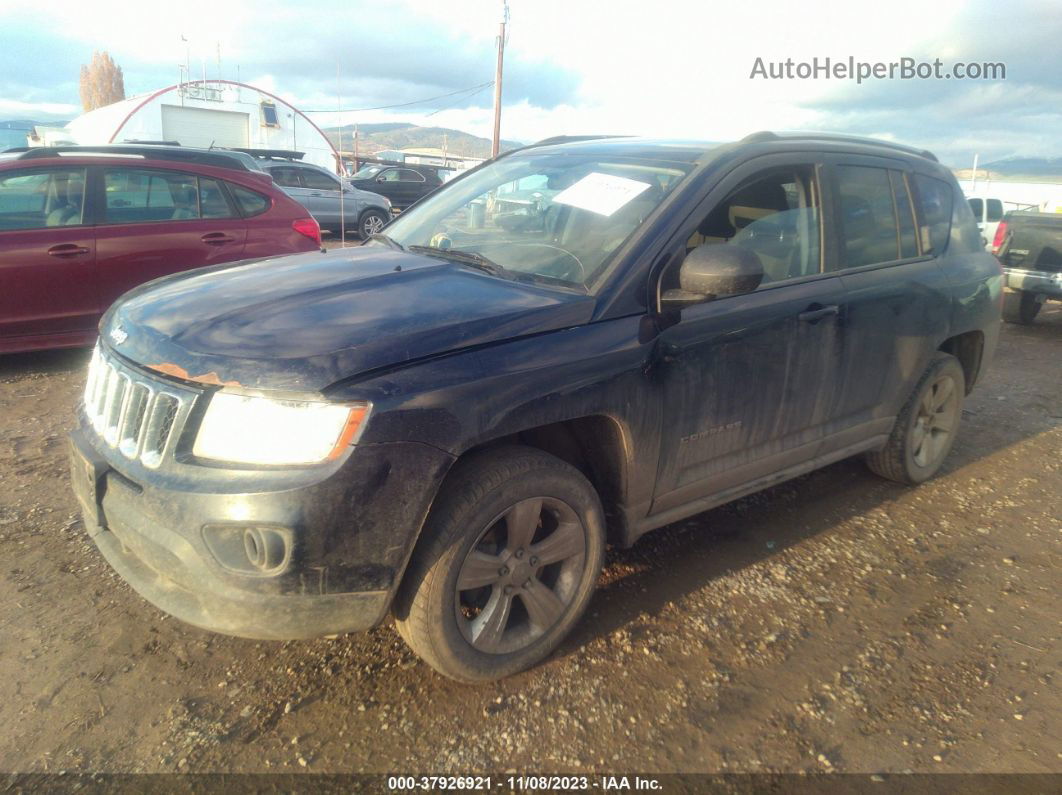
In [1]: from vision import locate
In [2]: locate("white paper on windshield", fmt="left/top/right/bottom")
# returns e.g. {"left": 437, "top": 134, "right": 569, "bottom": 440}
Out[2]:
{"left": 551, "top": 172, "right": 652, "bottom": 217}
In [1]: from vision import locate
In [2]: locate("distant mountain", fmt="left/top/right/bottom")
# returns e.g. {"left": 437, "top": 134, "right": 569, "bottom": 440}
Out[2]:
{"left": 322, "top": 123, "right": 522, "bottom": 159}
{"left": 957, "top": 157, "right": 1062, "bottom": 182}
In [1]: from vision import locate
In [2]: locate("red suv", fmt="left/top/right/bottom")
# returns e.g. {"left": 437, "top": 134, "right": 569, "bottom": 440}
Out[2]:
{"left": 0, "top": 145, "right": 323, "bottom": 353}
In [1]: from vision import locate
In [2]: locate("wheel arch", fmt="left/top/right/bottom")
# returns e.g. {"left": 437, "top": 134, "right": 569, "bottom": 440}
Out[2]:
{"left": 455, "top": 415, "right": 633, "bottom": 546}
{"left": 938, "top": 329, "right": 984, "bottom": 394}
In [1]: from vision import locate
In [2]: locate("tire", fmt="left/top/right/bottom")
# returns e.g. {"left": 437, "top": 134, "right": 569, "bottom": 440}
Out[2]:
{"left": 393, "top": 446, "right": 606, "bottom": 682}
{"left": 865, "top": 352, "right": 965, "bottom": 485}
{"left": 358, "top": 208, "right": 388, "bottom": 239}
{"left": 1002, "top": 289, "right": 1041, "bottom": 324}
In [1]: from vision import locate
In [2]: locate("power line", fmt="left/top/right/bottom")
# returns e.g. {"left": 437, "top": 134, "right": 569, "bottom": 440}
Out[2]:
{"left": 426, "top": 82, "right": 495, "bottom": 117}
{"left": 302, "top": 81, "right": 494, "bottom": 114}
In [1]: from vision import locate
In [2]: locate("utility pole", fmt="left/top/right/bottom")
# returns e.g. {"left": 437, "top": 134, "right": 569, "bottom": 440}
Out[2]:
{"left": 491, "top": 1, "right": 509, "bottom": 158}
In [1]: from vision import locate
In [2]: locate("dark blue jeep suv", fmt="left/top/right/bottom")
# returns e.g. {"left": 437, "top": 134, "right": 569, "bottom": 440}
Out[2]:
{"left": 69, "top": 133, "right": 1002, "bottom": 681}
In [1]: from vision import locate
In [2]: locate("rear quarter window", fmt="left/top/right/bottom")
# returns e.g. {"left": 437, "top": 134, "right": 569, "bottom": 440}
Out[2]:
{"left": 229, "top": 184, "right": 271, "bottom": 217}
{"left": 949, "top": 186, "right": 984, "bottom": 254}
{"left": 912, "top": 174, "right": 955, "bottom": 256}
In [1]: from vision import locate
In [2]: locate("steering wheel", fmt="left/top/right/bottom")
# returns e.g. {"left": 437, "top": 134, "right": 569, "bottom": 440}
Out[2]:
{"left": 509, "top": 242, "right": 586, "bottom": 283}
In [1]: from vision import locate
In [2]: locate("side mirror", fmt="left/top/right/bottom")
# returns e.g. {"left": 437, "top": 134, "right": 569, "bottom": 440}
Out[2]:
{"left": 661, "top": 244, "right": 764, "bottom": 309}
{"left": 376, "top": 175, "right": 387, "bottom": 183}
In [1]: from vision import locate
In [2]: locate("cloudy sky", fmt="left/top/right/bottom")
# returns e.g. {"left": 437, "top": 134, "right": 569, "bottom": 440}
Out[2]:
{"left": 1, "top": 0, "right": 1059, "bottom": 167}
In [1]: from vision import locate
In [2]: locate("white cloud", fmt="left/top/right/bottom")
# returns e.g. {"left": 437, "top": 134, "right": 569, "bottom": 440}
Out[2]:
{"left": 2, "top": 0, "right": 1060, "bottom": 163}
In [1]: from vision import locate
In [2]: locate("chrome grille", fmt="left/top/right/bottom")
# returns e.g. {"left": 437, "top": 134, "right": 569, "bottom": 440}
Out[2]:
{"left": 83, "top": 346, "right": 196, "bottom": 468}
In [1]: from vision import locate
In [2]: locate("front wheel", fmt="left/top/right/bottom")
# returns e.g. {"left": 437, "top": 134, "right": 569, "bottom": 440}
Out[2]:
{"left": 865, "top": 352, "right": 965, "bottom": 485}
{"left": 393, "top": 446, "right": 606, "bottom": 682}
{"left": 358, "top": 208, "right": 388, "bottom": 239}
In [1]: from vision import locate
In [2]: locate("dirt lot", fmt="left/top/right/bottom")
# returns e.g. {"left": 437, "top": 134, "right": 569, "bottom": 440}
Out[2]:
{"left": 0, "top": 308, "right": 1058, "bottom": 777}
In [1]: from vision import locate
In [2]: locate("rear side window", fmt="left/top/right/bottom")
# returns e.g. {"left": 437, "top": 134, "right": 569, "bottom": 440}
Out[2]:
{"left": 269, "top": 167, "right": 303, "bottom": 188}
{"left": 912, "top": 174, "right": 954, "bottom": 255}
{"left": 0, "top": 168, "right": 87, "bottom": 230}
{"left": 299, "top": 168, "right": 339, "bottom": 191}
{"left": 103, "top": 169, "right": 236, "bottom": 223}
{"left": 396, "top": 169, "right": 426, "bottom": 183}
{"left": 890, "top": 171, "right": 919, "bottom": 259}
{"left": 199, "top": 178, "right": 236, "bottom": 219}
{"left": 835, "top": 166, "right": 903, "bottom": 268}
{"left": 968, "top": 197, "right": 983, "bottom": 221}
{"left": 229, "top": 184, "right": 271, "bottom": 217}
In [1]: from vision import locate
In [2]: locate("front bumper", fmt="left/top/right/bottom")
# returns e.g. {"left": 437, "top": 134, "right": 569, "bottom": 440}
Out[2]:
{"left": 1004, "top": 268, "right": 1062, "bottom": 299}
{"left": 69, "top": 427, "right": 453, "bottom": 640}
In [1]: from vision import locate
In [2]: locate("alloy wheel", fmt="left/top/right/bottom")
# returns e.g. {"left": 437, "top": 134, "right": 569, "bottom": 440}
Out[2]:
{"left": 911, "top": 373, "right": 959, "bottom": 468}
{"left": 454, "top": 497, "right": 586, "bottom": 655}
{"left": 362, "top": 214, "right": 385, "bottom": 236}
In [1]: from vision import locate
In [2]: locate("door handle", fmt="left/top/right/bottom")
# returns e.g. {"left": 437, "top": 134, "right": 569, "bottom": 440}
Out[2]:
{"left": 798, "top": 304, "right": 840, "bottom": 323}
{"left": 309, "top": 192, "right": 323, "bottom": 197}
{"left": 201, "top": 233, "right": 236, "bottom": 245}
{"left": 47, "top": 244, "right": 90, "bottom": 257}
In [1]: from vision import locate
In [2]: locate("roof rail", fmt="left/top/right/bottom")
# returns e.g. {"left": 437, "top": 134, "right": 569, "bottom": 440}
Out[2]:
{"left": 227, "top": 147, "right": 306, "bottom": 161}
{"left": 740, "top": 130, "right": 938, "bottom": 162}
{"left": 530, "top": 134, "right": 631, "bottom": 148}
{"left": 12, "top": 145, "right": 256, "bottom": 171}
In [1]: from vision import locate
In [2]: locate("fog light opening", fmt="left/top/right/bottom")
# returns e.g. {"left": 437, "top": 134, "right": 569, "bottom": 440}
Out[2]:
{"left": 244, "top": 528, "right": 265, "bottom": 569}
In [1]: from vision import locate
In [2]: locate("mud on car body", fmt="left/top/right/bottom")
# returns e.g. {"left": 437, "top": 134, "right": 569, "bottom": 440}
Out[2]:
{"left": 69, "top": 132, "right": 1002, "bottom": 681}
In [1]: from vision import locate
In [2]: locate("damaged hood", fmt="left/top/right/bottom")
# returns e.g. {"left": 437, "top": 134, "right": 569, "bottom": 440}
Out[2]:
{"left": 103, "top": 246, "right": 594, "bottom": 392}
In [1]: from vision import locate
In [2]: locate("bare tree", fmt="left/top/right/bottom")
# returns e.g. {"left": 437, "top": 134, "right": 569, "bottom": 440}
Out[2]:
{"left": 79, "top": 51, "right": 126, "bottom": 112}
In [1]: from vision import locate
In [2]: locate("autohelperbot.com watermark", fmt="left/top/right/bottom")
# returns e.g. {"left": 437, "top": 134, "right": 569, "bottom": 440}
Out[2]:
{"left": 750, "top": 56, "right": 1005, "bottom": 83}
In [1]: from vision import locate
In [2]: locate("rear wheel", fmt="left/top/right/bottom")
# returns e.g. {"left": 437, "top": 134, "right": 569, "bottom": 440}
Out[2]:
{"left": 1002, "top": 289, "right": 1042, "bottom": 324}
{"left": 865, "top": 352, "right": 965, "bottom": 485}
{"left": 393, "top": 446, "right": 605, "bottom": 682}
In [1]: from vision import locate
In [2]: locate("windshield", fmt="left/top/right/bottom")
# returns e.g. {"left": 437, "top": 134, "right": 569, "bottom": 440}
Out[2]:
{"left": 353, "top": 166, "right": 383, "bottom": 179}
{"left": 380, "top": 152, "right": 691, "bottom": 289}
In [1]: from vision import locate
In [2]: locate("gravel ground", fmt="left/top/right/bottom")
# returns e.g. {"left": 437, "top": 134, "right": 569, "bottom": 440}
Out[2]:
{"left": 0, "top": 306, "right": 1058, "bottom": 776}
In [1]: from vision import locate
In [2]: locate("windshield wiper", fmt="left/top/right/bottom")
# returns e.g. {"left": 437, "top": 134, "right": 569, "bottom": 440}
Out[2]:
{"left": 407, "top": 246, "right": 512, "bottom": 278}
{"left": 365, "top": 233, "right": 404, "bottom": 251}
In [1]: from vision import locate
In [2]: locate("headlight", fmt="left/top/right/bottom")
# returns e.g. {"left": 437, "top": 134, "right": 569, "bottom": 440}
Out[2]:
{"left": 193, "top": 392, "right": 370, "bottom": 466}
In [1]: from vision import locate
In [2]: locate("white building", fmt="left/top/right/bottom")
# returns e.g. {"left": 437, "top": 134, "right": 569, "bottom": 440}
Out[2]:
{"left": 29, "top": 80, "right": 341, "bottom": 172}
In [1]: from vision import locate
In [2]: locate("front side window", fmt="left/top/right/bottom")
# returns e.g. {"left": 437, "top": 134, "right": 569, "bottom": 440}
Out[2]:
{"left": 968, "top": 198, "right": 984, "bottom": 221}
{"left": 0, "top": 168, "right": 86, "bottom": 230}
{"left": 985, "top": 198, "right": 1004, "bottom": 222}
{"left": 377, "top": 169, "right": 401, "bottom": 182}
{"left": 836, "top": 166, "right": 904, "bottom": 268}
{"left": 103, "top": 169, "right": 233, "bottom": 223}
{"left": 300, "top": 168, "right": 340, "bottom": 191}
{"left": 381, "top": 152, "right": 692, "bottom": 289}
{"left": 679, "top": 167, "right": 821, "bottom": 285}
{"left": 912, "top": 174, "right": 955, "bottom": 256}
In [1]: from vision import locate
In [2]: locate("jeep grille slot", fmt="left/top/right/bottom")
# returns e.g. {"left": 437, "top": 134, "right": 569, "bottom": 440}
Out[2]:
{"left": 83, "top": 346, "right": 196, "bottom": 468}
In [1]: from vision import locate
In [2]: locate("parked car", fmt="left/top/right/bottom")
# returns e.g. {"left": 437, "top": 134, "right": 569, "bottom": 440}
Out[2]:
{"left": 993, "top": 210, "right": 1062, "bottom": 323}
{"left": 348, "top": 163, "right": 444, "bottom": 211}
{"left": 0, "top": 145, "right": 322, "bottom": 354}
{"left": 69, "top": 133, "right": 1000, "bottom": 682}
{"left": 253, "top": 156, "right": 392, "bottom": 238}
{"left": 967, "top": 196, "right": 1005, "bottom": 250}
